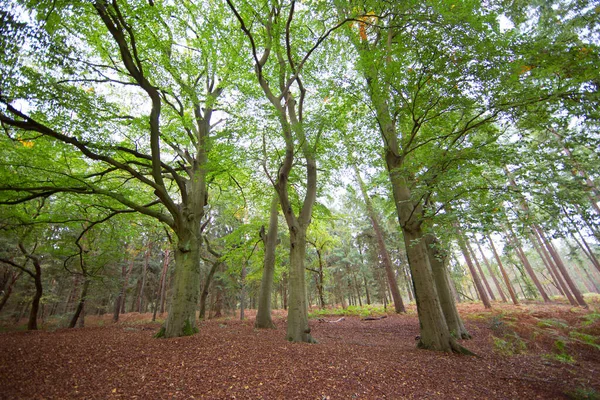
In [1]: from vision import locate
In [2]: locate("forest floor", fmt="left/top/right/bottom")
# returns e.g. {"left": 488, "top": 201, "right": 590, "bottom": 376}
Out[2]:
{"left": 1, "top": 301, "right": 600, "bottom": 399}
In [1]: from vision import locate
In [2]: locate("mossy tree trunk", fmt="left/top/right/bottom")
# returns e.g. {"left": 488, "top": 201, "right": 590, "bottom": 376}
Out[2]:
{"left": 256, "top": 194, "right": 279, "bottom": 329}
{"left": 425, "top": 235, "right": 470, "bottom": 339}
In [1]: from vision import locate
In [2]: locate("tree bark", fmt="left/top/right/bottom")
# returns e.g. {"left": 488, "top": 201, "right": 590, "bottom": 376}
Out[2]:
{"left": 69, "top": 278, "right": 90, "bottom": 328}
{"left": 199, "top": 259, "right": 221, "bottom": 320}
{"left": 425, "top": 235, "right": 470, "bottom": 339}
{"left": 506, "top": 229, "right": 551, "bottom": 303}
{"left": 255, "top": 195, "right": 279, "bottom": 328}
{"left": 475, "top": 240, "right": 507, "bottom": 302}
{"left": 534, "top": 226, "right": 587, "bottom": 307}
{"left": 530, "top": 229, "right": 574, "bottom": 302}
{"left": 163, "top": 225, "right": 202, "bottom": 337}
{"left": 120, "top": 257, "right": 134, "bottom": 314}
{"left": 487, "top": 236, "right": 519, "bottom": 305}
{"left": 456, "top": 229, "right": 492, "bottom": 309}
{"left": 467, "top": 238, "right": 496, "bottom": 301}
{"left": 0, "top": 271, "right": 21, "bottom": 313}
{"left": 353, "top": 164, "right": 405, "bottom": 313}
{"left": 153, "top": 249, "right": 170, "bottom": 321}
{"left": 363, "top": 274, "right": 371, "bottom": 305}
{"left": 137, "top": 242, "right": 151, "bottom": 313}
{"left": 28, "top": 256, "right": 43, "bottom": 330}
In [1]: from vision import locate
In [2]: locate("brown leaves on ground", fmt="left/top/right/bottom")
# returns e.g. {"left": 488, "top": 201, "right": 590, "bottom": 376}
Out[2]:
{"left": 1, "top": 303, "right": 599, "bottom": 399}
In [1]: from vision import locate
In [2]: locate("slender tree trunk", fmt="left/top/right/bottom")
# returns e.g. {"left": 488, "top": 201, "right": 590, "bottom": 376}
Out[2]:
{"left": 456, "top": 229, "right": 491, "bottom": 309}
{"left": 256, "top": 195, "right": 279, "bottom": 328}
{"left": 487, "top": 236, "right": 519, "bottom": 305}
{"left": 137, "top": 243, "right": 151, "bottom": 313}
{"left": 160, "top": 250, "right": 170, "bottom": 315}
{"left": 28, "top": 258, "right": 43, "bottom": 330}
{"left": 353, "top": 164, "right": 405, "bottom": 313}
{"left": 199, "top": 260, "right": 221, "bottom": 320}
{"left": 0, "top": 271, "right": 21, "bottom": 313}
{"left": 531, "top": 234, "right": 565, "bottom": 296}
{"left": 69, "top": 278, "right": 90, "bottom": 328}
{"left": 281, "top": 273, "right": 287, "bottom": 311}
{"left": 476, "top": 241, "right": 507, "bottom": 302}
{"left": 467, "top": 238, "right": 496, "bottom": 301}
{"left": 573, "top": 229, "right": 600, "bottom": 273}
{"left": 535, "top": 226, "right": 587, "bottom": 307}
{"left": 120, "top": 257, "right": 134, "bottom": 314}
{"left": 153, "top": 249, "right": 170, "bottom": 322}
{"left": 363, "top": 274, "right": 371, "bottom": 305}
{"left": 531, "top": 229, "right": 574, "bottom": 302}
{"left": 240, "top": 260, "right": 247, "bottom": 321}
{"left": 506, "top": 229, "right": 551, "bottom": 303}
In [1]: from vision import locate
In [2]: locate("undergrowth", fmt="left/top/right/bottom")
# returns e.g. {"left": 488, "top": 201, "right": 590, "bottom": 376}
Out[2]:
{"left": 566, "top": 385, "right": 600, "bottom": 400}
{"left": 308, "top": 305, "right": 388, "bottom": 319}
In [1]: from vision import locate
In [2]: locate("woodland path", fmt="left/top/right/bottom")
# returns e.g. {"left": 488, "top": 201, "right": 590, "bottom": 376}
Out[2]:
{"left": 1, "top": 304, "right": 599, "bottom": 399}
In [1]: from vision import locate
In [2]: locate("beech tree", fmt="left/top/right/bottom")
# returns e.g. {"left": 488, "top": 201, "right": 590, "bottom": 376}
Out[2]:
{"left": 0, "top": 0, "right": 246, "bottom": 337}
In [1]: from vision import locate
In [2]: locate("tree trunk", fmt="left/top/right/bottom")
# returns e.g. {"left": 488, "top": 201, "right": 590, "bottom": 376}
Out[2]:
{"left": 69, "top": 278, "right": 90, "bottom": 328}
{"left": 506, "top": 229, "right": 551, "bottom": 303}
{"left": 530, "top": 229, "right": 574, "bottom": 302}
{"left": 535, "top": 226, "right": 587, "bottom": 307}
{"left": 286, "top": 227, "right": 315, "bottom": 343}
{"left": 476, "top": 241, "right": 507, "bottom": 302}
{"left": 256, "top": 195, "right": 279, "bottom": 328}
{"left": 160, "top": 249, "right": 170, "bottom": 315}
{"left": 353, "top": 164, "right": 405, "bottom": 313}
{"left": 163, "top": 226, "right": 202, "bottom": 337}
{"left": 120, "top": 257, "right": 134, "bottom": 314}
{"left": 456, "top": 229, "right": 492, "bottom": 309}
{"left": 487, "top": 236, "right": 519, "bottom": 305}
{"left": 28, "top": 258, "right": 43, "bottom": 330}
{"left": 281, "top": 273, "right": 287, "bottom": 311}
{"left": 137, "top": 243, "right": 151, "bottom": 313}
{"left": 531, "top": 234, "right": 565, "bottom": 296}
{"left": 153, "top": 249, "right": 170, "bottom": 322}
{"left": 573, "top": 229, "right": 600, "bottom": 274}
{"left": 199, "top": 260, "right": 221, "bottom": 320}
{"left": 425, "top": 235, "right": 470, "bottom": 339}
{"left": 467, "top": 239, "right": 496, "bottom": 301}
{"left": 240, "top": 260, "right": 246, "bottom": 321}
{"left": 403, "top": 228, "right": 459, "bottom": 352}
{"left": 363, "top": 274, "right": 371, "bottom": 305}
{"left": 0, "top": 271, "right": 21, "bottom": 313}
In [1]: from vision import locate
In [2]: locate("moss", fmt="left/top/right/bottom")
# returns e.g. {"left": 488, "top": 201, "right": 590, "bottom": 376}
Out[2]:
{"left": 182, "top": 319, "right": 199, "bottom": 336}
{"left": 154, "top": 326, "right": 166, "bottom": 339}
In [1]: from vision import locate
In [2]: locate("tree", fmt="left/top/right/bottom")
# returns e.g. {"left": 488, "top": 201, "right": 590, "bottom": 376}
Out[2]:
{"left": 226, "top": 0, "right": 346, "bottom": 343}
{"left": 0, "top": 0, "right": 243, "bottom": 337}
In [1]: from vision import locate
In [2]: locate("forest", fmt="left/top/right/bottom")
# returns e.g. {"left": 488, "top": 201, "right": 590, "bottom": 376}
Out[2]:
{"left": 0, "top": 0, "right": 599, "bottom": 398}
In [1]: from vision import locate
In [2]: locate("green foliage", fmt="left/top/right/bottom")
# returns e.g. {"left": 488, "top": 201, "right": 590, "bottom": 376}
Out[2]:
{"left": 492, "top": 333, "right": 527, "bottom": 356}
{"left": 581, "top": 312, "right": 600, "bottom": 327}
{"left": 542, "top": 339, "right": 576, "bottom": 364}
{"left": 308, "top": 305, "right": 387, "bottom": 319}
{"left": 569, "top": 332, "right": 600, "bottom": 351}
{"left": 567, "top": 386, "right": 600, "bottom": 400}
{"left": 537, "top": 318, "right": 570, "bottom": 329}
